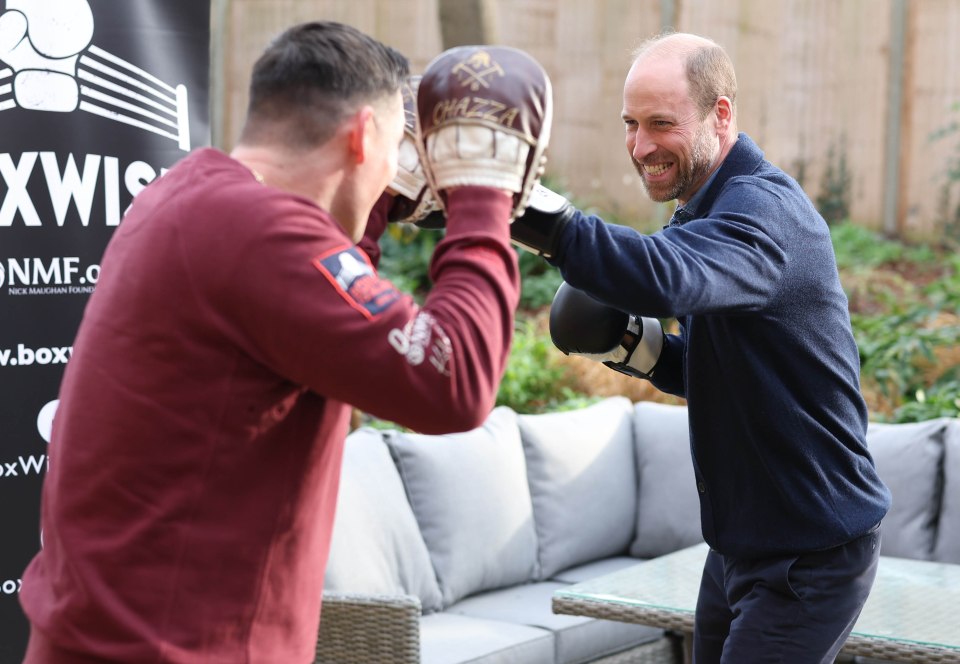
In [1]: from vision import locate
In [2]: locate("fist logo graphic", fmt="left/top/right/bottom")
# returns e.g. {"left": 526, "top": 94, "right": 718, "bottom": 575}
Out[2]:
{"left": 0, "top": 0, "right": 95, "bottom": 112}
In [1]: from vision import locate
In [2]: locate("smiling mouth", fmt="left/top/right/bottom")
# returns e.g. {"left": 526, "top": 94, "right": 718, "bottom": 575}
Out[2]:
{"left": 644, "top": 163, "right": 672, "bottom": 176}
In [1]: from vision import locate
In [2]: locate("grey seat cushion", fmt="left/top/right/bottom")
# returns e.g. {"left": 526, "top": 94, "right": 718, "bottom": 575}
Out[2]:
{"left": 867, "top": 418, "right": 948, "bottom": 560}
{"left": 517, "top": 397, "right": 638, "bottom": 579}
{"left": 933, "top": 420, "right": 960, "bottom": 563}
{"left": 448, "top": 581, "right": 664, "bottom": 664}
{"left": 420, "top": 613, "right": 555, "bottom": 664}
{"left": 324, "top": 428, "right": 443, "bottom": 612}
{"left": 386, "top": 407, "right": 539, "bottom": 607}
{"left": 550, "top": 556, "right": 643, "bottom": 585}
{"left": 630, "top": 402, "right": 704, "bottom": 558}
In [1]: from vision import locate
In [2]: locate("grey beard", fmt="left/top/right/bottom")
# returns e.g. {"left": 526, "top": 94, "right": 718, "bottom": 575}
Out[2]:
{"left": 633, "top": 137, "right": 715, "bottom": 203}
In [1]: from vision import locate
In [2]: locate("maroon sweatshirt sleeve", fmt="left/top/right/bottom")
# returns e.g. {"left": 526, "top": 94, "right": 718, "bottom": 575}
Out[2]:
{"left": 357, "top": 191, "right": 392, "bottom": 267}
{"left": 215, "top": 185, "right": 519, "bottom": 434}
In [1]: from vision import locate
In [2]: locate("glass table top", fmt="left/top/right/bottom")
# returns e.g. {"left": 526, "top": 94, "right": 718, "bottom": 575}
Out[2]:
{"left": 554, "top": 543, "right": 960, "bottom": 652}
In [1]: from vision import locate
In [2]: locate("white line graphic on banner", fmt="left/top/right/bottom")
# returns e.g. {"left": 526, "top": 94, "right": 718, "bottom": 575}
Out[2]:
{"left": 0, "top": 0, "right": 191, "bottom": 151}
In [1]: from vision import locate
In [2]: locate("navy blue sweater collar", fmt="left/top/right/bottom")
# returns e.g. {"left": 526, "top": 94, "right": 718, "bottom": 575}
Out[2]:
{"left": 670, "top": 133, "right": 764, "bottom": 226}
{"left": 694, "top": 132, "right": 765, "bottom": 214}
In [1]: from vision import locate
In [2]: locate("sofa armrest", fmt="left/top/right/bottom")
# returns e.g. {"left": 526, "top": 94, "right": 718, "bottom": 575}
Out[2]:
{"left": 315, "top": 592, "right": 421, "bottom": 664}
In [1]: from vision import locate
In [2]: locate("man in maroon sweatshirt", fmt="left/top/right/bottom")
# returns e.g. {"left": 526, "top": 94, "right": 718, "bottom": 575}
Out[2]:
{"left": 20, "top": 22, "right": 552, "bottom": 663}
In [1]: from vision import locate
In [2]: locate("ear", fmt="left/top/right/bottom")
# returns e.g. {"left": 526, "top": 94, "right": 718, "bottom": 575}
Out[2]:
{"left": 346, "top": 106, "right": 375, "bottom": 165}
{"left": 715, "top": 96, "right": 733, "bottom": 132}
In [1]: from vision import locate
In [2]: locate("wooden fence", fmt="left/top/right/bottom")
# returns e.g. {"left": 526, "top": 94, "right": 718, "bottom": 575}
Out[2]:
{"left": 212, "top": 0, "right": 960, "bottom": 240}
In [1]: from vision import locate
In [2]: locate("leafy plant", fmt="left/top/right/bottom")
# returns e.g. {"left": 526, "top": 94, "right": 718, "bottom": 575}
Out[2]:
{"left": 496, "top": 316, "right": 579, "bottom": 413}
{"left": 854, "top": 309, "right": 958, "bottom": 397}
{"left": 517, "top": 250, "right": 563, "bottom": 310}
{"left": 852, "top": 300, "right": 960, "bottom": 423}
{"left": 831, "top": 221, "right": 960, "bottom": 422}
{"left": 816, "top": 138, "right": 853, "bottom": 225}
{"left": 377, "top": 224, "right": 440, "bottom": 299}
{"left": 925, "top": 251, "right": 960, "bottom": 310}
{"left": 831, "top": 223, "right": 911, "bottom": 270}
{"left": 892, "top": 375, "right": 960, "bottom": 423}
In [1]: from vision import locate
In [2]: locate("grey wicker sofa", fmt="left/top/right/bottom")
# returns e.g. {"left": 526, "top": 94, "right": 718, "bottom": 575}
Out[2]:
{"left": 316, "top": 397, "right": 960, "bottom": 664}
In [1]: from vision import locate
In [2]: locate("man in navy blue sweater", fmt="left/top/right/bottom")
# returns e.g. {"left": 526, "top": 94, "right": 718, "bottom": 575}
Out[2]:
{"left": 512, "top": 32, "right": 891, "bottom": 663}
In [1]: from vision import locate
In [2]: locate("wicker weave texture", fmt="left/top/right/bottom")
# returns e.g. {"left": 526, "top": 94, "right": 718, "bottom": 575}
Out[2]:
{"left": 315, "top": 592, "right": 420, "bottom": 664}
{"left": 587, "top": 636, "right": 683, "bottom": 664}
{"left": 555, "top": 596, "right": 960, "bottom": 663}
{"left": 841, "top": 637, "right": 960, "bottom": 663}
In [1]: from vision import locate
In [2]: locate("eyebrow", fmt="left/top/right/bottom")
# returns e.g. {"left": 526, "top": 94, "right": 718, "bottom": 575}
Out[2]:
{"left": 621, "top": 110, "right": 675, "bottom": 122}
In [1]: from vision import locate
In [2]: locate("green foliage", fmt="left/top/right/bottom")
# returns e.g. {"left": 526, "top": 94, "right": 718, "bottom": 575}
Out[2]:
{"left": 495, "top": 316, "right": 585, "bottom": 413}
{"left": 925, "top": 251, "right": 960, "bottom": 310}
{"left": 834, "top": 221, "right": 960, "bottom": 423}
{"left": 517, "top": 250, "right": 563, "bottom": 310}
{"left": 815, "top": 138, "right": 853, "bottom": 225}
{"left": 831, "top": 223, "right": 899, "bottom": 270}
{"left": 853, "top": 308, "right": 959, "bottom": 400}
{"left": 893, "top": 376, "right": 960, "bottom": 423}
{"left": 377, "top": 224, "right": 564, "bottom": 311}
{"left": 376, "top": 224, "right": 440, "bottom": 300}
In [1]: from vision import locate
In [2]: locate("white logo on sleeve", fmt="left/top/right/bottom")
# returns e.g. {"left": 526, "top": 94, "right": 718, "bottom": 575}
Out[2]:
{"left": 388, "top": 312, "right": 453, "bottom": 375}
{"left": 334, "top": 251, "right": 372, "bottom": 291}
{"left": 0, "top": 0, "right": 192, "bottom": 150}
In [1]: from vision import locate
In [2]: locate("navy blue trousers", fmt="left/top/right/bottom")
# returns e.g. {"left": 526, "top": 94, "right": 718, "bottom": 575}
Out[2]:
{"left": 693, "top": 525, "right": 881, "bottom": 663}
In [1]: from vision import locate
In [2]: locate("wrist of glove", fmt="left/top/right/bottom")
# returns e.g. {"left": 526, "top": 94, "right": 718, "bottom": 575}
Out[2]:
{"left": 582, "top": 314, "right": 664, "bottom": 379}
{"left": 510, "top": 183, "right": 575, "bottom": 259}
{"left": 549, "top": 281, "right": 664, "bottom": 379}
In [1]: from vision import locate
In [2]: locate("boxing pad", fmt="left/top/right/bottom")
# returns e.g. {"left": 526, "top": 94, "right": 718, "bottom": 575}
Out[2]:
{"left": 510, "top": 183, "right": 575, "bottom": 258}
{"left": 416, "top": 45, "right": 552, "bottom": 220}
{"left": 550, "top": 281, "right": 664, "bottom": 379}
{"left": 388, "top": 75, "right": 444, "bottom": 226}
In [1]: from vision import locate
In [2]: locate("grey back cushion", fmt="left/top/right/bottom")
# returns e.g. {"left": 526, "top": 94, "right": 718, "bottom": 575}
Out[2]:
{"left": 934, "top": 420, "right": 960, "bottom": 563}
{"left": 386, "top": 407, "right": 539, "bottom": 607}
{"left": 630, "top": 402, "right": 704, "bottom": 558}
{"left": 324, "top": 428, "right": 443, "bottom": 613}
{"left": 517, "top": 396, "right": 638, "bottom": 579}
{"left": 868, "top": 418, "right": 948, "bottom": 560}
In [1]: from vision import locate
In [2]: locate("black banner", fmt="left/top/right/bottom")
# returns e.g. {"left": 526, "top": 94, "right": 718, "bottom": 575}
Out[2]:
{"left": 0, "top": 1, "right": 210, "bottom": 658}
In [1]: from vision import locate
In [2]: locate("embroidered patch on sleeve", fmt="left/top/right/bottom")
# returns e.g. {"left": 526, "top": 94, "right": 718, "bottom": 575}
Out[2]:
{"left": 313, "top": 246, "right": 401, "bottom": 319}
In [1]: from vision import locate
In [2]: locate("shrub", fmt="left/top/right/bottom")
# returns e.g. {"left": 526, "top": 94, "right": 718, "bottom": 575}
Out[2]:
{"left": 816, "top": 139, "right": 853, "bottom": 225}
{"left": 835, "top": 221, "right": 960, "bottom": 423}
{"left": 376, "top": 224, "right": 439, "bottom": 300}
{"left": 496, "top": 316, "right": 584, "bottom": 413}
{"left": 517, "top": 250, "right": 563, "bottom": 310}
{"left": 893, "top": 375, "right": 960, "bottom": 423}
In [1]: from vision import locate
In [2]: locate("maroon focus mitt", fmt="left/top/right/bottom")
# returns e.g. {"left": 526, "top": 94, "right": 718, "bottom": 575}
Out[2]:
{"left": 416, "top": 45, "right": 553, "bottom": 220}
{"left": 388, "top": 75, "right": 443, "bottom": 225}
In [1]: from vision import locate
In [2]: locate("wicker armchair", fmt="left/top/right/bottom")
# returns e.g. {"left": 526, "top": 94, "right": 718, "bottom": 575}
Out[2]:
{"left": 315, "top": 591, "right": 683, "bottom": 664}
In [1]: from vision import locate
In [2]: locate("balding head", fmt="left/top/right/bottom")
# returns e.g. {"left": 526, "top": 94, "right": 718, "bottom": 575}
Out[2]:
{"left": 630, "top": 32, "right": 737, "bottom": 121}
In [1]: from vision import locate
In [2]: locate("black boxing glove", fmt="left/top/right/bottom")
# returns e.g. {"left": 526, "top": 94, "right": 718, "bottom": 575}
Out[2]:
{"left": 510, "top": 183, "right": 575, "bottom": 258}
{"left": 549, "top": 281, "right": 664, "bottom": 379}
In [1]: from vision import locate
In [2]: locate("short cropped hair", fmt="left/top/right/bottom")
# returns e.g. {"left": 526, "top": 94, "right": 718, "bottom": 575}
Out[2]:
{"left": 241, "top": 21, "right": 409, "bottom": 149}
{"left": 632, "top": 33, "right": 737, "bottom": 120}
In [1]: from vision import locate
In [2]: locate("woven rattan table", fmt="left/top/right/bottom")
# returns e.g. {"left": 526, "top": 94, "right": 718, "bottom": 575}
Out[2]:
{"left": 553, "top": 543, "right": 960, "bottom": 663}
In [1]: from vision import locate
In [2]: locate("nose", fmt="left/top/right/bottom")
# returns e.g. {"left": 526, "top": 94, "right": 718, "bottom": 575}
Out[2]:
{"left": 629, "top": 127, "right": 657, "bottom": 162}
